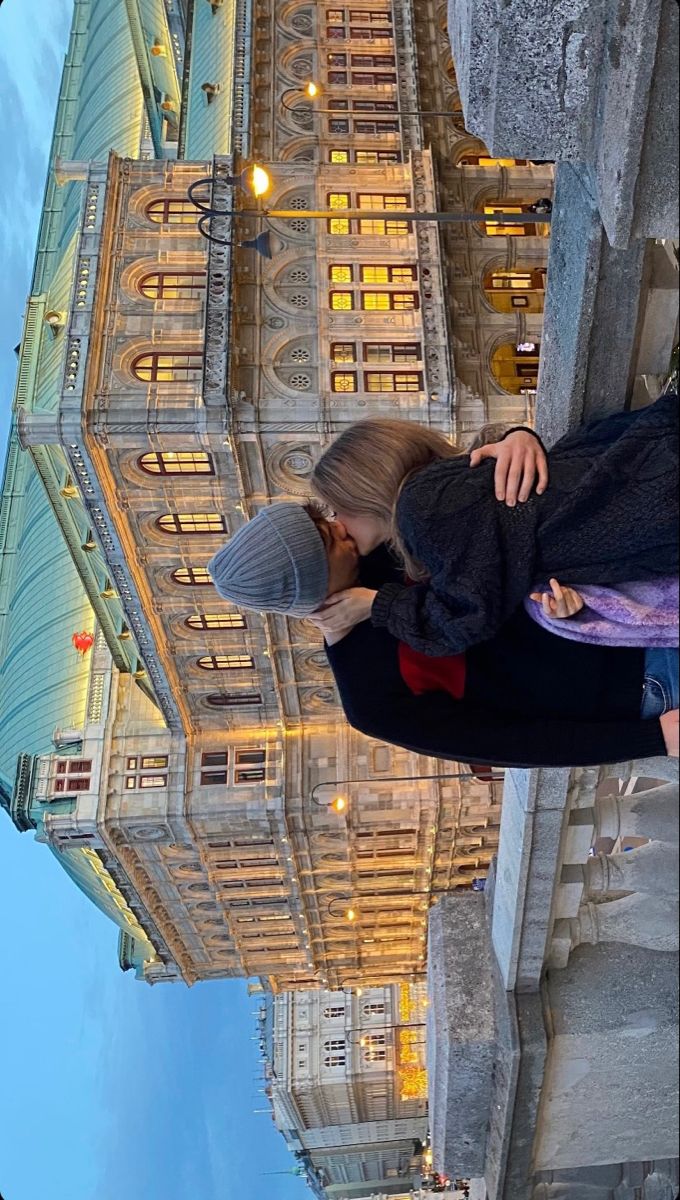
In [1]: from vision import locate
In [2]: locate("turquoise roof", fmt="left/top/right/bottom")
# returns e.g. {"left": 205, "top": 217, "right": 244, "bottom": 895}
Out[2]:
{"left": 50, "top": 842, "right": 157, "bottom": 961}
{"left": 183, "top": 0, "right": 235, "bottom": 159}
{"left": 0, "top": 0, "right": 151, "bottom": 792}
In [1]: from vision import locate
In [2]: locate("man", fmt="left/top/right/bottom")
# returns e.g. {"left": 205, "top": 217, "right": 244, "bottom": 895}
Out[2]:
{"left": 208, "top": 436, "right": 677, "bottom": 769}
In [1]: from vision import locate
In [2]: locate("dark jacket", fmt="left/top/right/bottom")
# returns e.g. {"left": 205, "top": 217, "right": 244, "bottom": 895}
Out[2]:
{"left": 372, "top": 394, "right": 679, "bottom": 656}
{"left": 325, "top": 547, "right": 665, "bottom": 769}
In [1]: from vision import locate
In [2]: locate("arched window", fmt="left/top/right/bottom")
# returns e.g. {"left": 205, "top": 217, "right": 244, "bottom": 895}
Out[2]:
{"left": 363, "top": 1002, "right": 386, "bottom": 1017}
{"left": 491, "top": 341, "right": 541, "bottom": 394}
{"left": 157, "top": 513, "right": 226, "bottom": 535}
{"left": 198, "top": 655, "right": 255, "bottom": 670}
{"left": 132, "top": 352, "right": 203, "bottom": 383}
{"left": 145, "top": 198, "right": 203, "bottom": 225}
{"left": 323, "top": 1038, "right": 346, "bottom": 1067}
{"left": 171, "top": 566, "right": 213, "bottom": 586}
{"left": 483, "top": 267, "right": 546, "bottom": 314}
{"left": 323, "top": 1005, "right": 345, "bottom": 1020}
{"left": 206, "top": 692, "right": 262, "bottom": 707}
{"left": 138, "top": 271, "right": 207, "bottom": 299}
{"left": 185, "top": 613, "right": 246, "bottom": 630}
{"left": 139, "top": 451, "right": 214, "bottom": 476}
{"left": 483, "top": 203, "right": 551, "bottom": 237}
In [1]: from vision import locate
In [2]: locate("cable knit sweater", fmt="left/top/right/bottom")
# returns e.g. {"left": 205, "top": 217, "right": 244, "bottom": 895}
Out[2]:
{"left": 371, "top": 394, "right": 679, "bottom": 656}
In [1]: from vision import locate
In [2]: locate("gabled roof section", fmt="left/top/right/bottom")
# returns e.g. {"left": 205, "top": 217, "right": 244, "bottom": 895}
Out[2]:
{"left": 182, "top": 0, "right": 236, "bottom": 159}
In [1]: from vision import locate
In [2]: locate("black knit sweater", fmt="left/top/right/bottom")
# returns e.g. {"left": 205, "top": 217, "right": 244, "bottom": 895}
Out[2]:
{"left": 372, "top": 394, "right": 679, "bottom": 656}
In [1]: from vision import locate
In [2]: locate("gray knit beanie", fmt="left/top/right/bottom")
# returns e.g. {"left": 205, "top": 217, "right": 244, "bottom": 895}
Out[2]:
{"left": 208, "top": 502, "right": 329, "bottom": 617}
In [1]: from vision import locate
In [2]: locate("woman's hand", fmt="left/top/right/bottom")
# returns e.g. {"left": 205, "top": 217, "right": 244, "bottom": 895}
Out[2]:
{"left": 470, "top": 429, "right": 549, "bottom": 506}
{"left": 661, "top": 709, "right": 679, "bottom": 756}
{"left": 308, "top": 588, "right": 377, "bottom": 644}
{"left": 529, "top": 578, "right": 585, "bottom": 619}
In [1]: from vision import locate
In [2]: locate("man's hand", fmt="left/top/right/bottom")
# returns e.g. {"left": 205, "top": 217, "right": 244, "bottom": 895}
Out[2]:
{"left": 308, "top": 588, "right": 377, "bottom": 643}
{"left": 470, "top": 429, "right": 549, "bottom": 506}
{"left": 529, "top": 578, "right": 585, "bottom": 619}
{"left": 661, "top": 709, "right": 679, "bottom": 757}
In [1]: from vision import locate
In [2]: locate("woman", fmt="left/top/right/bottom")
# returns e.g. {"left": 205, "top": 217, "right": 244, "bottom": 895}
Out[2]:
{"left": 310, "top": 394, "right": 678, "bottom": 658}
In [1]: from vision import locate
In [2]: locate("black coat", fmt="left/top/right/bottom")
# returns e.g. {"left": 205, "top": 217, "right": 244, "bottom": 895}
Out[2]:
{"left": 371, "top": 394, "right": 679, "bottom": 656}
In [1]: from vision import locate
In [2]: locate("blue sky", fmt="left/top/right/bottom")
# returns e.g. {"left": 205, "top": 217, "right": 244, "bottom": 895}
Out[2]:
{"left": 0, "top": 5, "right": 308, "bottom": 1198}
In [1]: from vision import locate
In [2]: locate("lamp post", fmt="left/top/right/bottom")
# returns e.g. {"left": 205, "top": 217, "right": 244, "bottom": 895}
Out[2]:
{"left": 281, "top": 84, "right": 469, "bottom": 126}
{"left": 310, "top": 767, "right": 497, "bottom": 811}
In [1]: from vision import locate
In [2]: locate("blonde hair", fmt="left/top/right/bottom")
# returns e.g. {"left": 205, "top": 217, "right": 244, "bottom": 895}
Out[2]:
{"left": 311, "top": 418, "right": 462, "bottom": 579}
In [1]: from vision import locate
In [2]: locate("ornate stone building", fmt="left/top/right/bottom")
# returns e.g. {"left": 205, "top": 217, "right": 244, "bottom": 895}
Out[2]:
{"left": 263, "top": 982, "right": 428, "bottom": 1196}
{"left": 1, "top": 0, "right": 545, "bottom": 990}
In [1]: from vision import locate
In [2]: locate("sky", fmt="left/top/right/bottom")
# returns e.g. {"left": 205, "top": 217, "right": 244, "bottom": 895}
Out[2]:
{"left": 0, "top": 5, "right": 308, "bottom": 1199}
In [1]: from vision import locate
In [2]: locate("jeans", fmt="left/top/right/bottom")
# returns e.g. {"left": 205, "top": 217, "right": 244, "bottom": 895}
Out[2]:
{"left": 641, "top": 647, "right": 680, "bottom": 718}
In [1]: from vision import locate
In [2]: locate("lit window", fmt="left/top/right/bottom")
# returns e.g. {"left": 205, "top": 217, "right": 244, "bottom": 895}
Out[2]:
{"left": 138, "top": 271, "right": 207, "bottom": 299}
{"left": 139, "top": 452, "right": 213, "bottom": 476}
{"left": 125, "top": 776, "right": 136, "bottom": 790}
{"left": 132, "top": 352, "right": 203, "bottom": 383}
{"left": 126, "top": 757, "right": 138, "bottom": 771}
{"left": 331, "top": 343, "right": 356, "bottom": 364}
{"left": 198, "top": 655, "right": 255, "bottom": 670}
{"left": 330, "top": 291, "right": 354, "bottom": 311}
{"left": 365, "top": 372, "right": 422, "bottom": 393}
{"left": 330, "top": 150, "right": 350, "bottom": 164}
{"left": 329, "top": 264, "right": 353, "bottom": 283}
{"left": 361, "top": 265, "right": 417, "bottom": 284}
{"left": 139, "top": 775, "right": 167, "bottom": 789}
{"left": 483, "top": 203, "right": 550, "bottom": 237}
{"left": 331, "top": 372, "right": 357, "bottom": 393}
{"left": 327, "top": 193, "right": 351, "bottom": 235}
{"left": 145, "top": 198, "right": 203, "bottom": 225}
{"left": 172, "top": 566, "right": 213, "bottom": 586}
{"left": 362, "top": 292, "right": 390, "bottom": 312}
{"left": 141, "top": 756, "right": 168, "bottom": 769}
{"left": 157, "top": 513, "right": 226, "bottom": 535}
{"left": 186, "top": 613, "right": 246, "bottom": 630}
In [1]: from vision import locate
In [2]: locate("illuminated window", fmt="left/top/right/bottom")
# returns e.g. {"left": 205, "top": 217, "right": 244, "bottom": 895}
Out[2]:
{"left": 361, "top": 265, "right": 417, "bottom": 284}
{"left": 484, "top": 203, "right": 550, "bottom": 237}
{"left": 138, "top": 271, "right": 206, "bottom": 299}
{"left": 172, "top": 566, "right": 213, "bottom": 586}
{"left": 198, "top": 655, "right": 255, "bottom": 670}
{"left": 145, "top": 198, "right": 203, "bottom": 225}
{"left": 139, "top": 775, "right": 167, "bottom": 789}
{"left": 331, "top": 343, "right": 356, "bottom": 364}
{"left": 138, "top": 451, "right": 213, "bottom": 476}
{"left": 141, "top": 756, "right": 168, "bottom": 769}
{"left": 359, "top": 194, "right": 408, "bottom": 211}
{"left": 330, "top": 291, "right": 354, "bottom": 311}
{"left": 330, "top": 149, "right": 350, "bottom": 164}
{"left": 491, "top": 341, "right": 541, "bottom": 394}
{"left": 365, "top": 371, "right": 423, "bottom": 393}
{"left": 157, "top": 513, "right": 226, "bottom": 535}
{"left": 484, "top": 267, "right": 546, "bottom": 314}
{"left": 356, "top": 149, "right": 401, "bottom": 164}
{"left": 206, "top": 692, "right": 262, "bottom": 707}
{"left": 356, "top": 195, "right": 410, "bottom": 238}
{"left": 364, "top": 342, "right": 421, "bottom": 363}
{"left": 331, "top": 372, "right": 358, "bottom": 393}
{"left": 186, "top": 613, "right": 246, "bottom": 630}
{"left": 362, "top": 292, "right": 418, "bottom": 311}
{"left": 132, "top": 352, "right": 203, "bottom": 383}
{"left": 459, "top": 154, "right": 528, "bottom": 167}
{"left": 329, "top": 264, "right": 353, "bottom": 283}
{"left": 126, "top": 757, "right": 138, "bottom": 771}
{"left": 327, "top": 192, "right": 351, "bottom": 235}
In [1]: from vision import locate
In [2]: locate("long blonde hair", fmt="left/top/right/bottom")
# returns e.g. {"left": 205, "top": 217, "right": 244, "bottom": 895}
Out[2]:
{"left": 311, "top": 418, "right": 462, "bottom": 579}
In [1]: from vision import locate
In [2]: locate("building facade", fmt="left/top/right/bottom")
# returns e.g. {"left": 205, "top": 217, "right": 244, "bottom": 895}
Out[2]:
{"left": 1, "top": 0, "right": 546, "bottom": 988}
{"left": 264, "top": 982, "right": 428, "bottom": 1196}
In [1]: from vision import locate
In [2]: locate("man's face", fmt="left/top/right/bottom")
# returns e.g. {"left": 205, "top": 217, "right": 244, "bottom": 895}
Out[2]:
{"left": 316, "top": 518, "right": 360, "bottom": 596}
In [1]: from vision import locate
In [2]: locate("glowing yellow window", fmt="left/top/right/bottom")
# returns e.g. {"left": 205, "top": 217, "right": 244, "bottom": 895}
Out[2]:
{"left": 330, "top": 265, "right": 353, "bottom": 283}
{"left": 172, "top": 567, "right": 213, "bottom": 586}
{"left": 198, "top": 655, "right": 255, "bottom": 670}
{"left": 331, "top": 372, "right": 358, "bottom": 393}
{"left": 358, "top": 219, "right": 408, "bottom": 236}
{"left": 157, "top": 513, "right": 226, "bottom": 534}
{"left": 392, "top": 292, "right": 418, "bottom": 311}
{"left": 484, "top": 205, "right": 527, "bottom": 236}
{"left": 362, "top": 292, "right": 391, "bottom": 311}
{"left": 331, "top": 343, "right": 356, "bottom": 363}
{"left": 331, "top": 291, "right": 354, "bottom": 310}
{"left": 361, "top": 266, "right": 389, "bottom": 284}
{"left": 139, "top": 451, "right": 213, "bottom": 475}
{"left": 186, "top": 613, "right": 247, "bottom": 630}
{"left": 330, "top": 150, "right": 350, "bottom": 164}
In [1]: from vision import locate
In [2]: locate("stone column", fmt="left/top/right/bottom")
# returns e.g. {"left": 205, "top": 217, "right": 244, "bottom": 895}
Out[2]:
{"left": 585, "top": 841, "right": 679, "bottom": 898}
{"left": 573, "top": 893, "right": 679, "bottom": 954}
{"left": 594, "top": 782, "right": 679, "bottom": 846}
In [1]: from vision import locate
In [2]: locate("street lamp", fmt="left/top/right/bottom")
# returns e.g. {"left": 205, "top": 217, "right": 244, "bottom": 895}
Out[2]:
{"left": 280, "top": 83, "right": 469, "bottom": 126}
{"left": 310, "top": 768, "right": 488, "bottom": 812}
